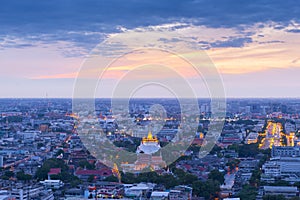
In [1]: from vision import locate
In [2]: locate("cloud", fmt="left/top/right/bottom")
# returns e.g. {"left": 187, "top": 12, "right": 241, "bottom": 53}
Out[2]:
{"left": 1, "top": 1, "right": 300, "bottom": 98}
{"left": 1, "top": 0, "right": 300, "bottom": 52}
{"left": 210, "top": 37, "right": 253, "bottom": 48}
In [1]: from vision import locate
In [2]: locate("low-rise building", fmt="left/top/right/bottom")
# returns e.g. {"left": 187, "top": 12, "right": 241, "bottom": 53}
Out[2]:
{"left": 150, "top": 191, "right": 169, "bottom": 200}
{"left": 11, "top": 185, "right": 54, "bottom": 200}
{"left": 263, "top": 186, "right": 299, "bottom": 198}
{"left": 169, "top": 186, "right": 192, "bottom": 200}
{"left": 272, "top": 146, "right": 300, "bottom": 157}
{"left": 74, "top": 168, "right": 112, "bottom": 181}
{"left": 40, "top": 179, "right": 64, "bottom": 189}
{"left": 262, "top": 157, "right": 300, "bottom": 183}
{"left": 125, "top": 183, "right": 154, "bottom": 198}
{"left": 245, "top": 132, "right": 258, "bottom": 144}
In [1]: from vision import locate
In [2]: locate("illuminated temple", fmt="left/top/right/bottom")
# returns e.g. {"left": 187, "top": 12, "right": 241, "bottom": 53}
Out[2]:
{"left": 136, "top": 131, "right": 161, "bottom": 154}
{"left": 121, "top": 131, "right": 166, "bottom": 172}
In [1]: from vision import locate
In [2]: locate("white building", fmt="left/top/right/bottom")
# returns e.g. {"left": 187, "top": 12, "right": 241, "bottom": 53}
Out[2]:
{"left": 150, "top": 191, "right": 169, "bottom": 200}
{"left": 263, "top": 186, "right": 299, "bottom": 198}
{"left": 0, "top": 190, "right": 9, "bottom": 200}
{"left": 125, "top": 183, "right": 155, "bottom": 198}
{"left": 40, "top": 180, "right": 64, "bottom": 189}
{"left": 262, "top": 157, "right": 300, "bottom": 182}
{"left": 272, "top": 146, "right": 300, "bottom": 157}
{"left": 11, "top": 185, "right": 53, "bottom": 200}
{"left": 285, "top": 122, "right": 296, "bottom": 134}
{"left": 245, "top": 132, "right": 258, "bottom": 144}
{"left": 169, "top": 186, "right": 192, "bottom": 200}
{"left": 262, "top": 161, "right": 280, "bottom": 176}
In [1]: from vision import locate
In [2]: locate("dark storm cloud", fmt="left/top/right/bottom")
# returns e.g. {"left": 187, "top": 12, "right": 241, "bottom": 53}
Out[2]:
{"left": 2, "top": 0, "right": 300, "bottom": 30}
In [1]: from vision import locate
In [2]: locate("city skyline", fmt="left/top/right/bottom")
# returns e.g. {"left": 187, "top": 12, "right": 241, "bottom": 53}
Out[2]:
{"left": 2, "top": 2, "right": 300, "bottom": 199}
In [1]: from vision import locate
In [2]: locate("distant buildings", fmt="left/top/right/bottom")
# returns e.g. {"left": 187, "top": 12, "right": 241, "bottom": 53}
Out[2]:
{"left": 11, "top": 185, "right": 54, "bottom": 200}
{"left": 262, "top": 186, "right": 299, "bottom": 198}
{"left": 169, "top": 185, "right": 192, "bottom": 200}
{"left": 285, "top": 122, "right": 296, "bottom": 134}
{"left": 150, "top": 191, "right": 169, "bottom": 199}
{"left": 121, "top": 153, "right": 166, "bottom": 172}
{"left": 124, "top": 183, "right": 154, "bottom": 198}
{"left": 3, "top": 98, "right": 300, "bottom": 199}
{"left": 245, "top": 132, "right": 258, "bottom": 144}
{"left": 47, "top": 168, "right": 61, "bottom": 180}
{"left": 262, "top": 157, "right": 300, "bottom": 183}
{"left": 272, "top": 146, "right": 300, "bottom": 157}
{"left": 87, "top": 182, "right": 124, "bottom": 199}
{"left": 122, "top": 184, "right": 192, "bottom": 200}
{"left": 74, "top": 169, "right": 112, "bottom": 181}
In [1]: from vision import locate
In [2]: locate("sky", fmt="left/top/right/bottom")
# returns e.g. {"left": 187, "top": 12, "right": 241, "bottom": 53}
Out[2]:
{"left": 1, "top": 0, "right": 300, "bottom": 98}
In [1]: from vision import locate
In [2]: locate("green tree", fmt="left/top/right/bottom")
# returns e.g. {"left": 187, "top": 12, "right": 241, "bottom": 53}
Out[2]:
{"left": 180, "top": 173, "right": 198, "bottom": 185}
{"left": 192, "top": 180, "right": 204, "bottom": 197}
{"left": 228, "top": 144, "right": 239, "bottom": 152}
{"left": 270, "top": 180, "right": 290, "bottom": 186}
{"left": 1, "top": 170, "right": 14, "bottom": 180}
{"left": 250, "top": 169, "right": 261, "bottom": 186}
{"left": 263, "top": 195, "right": 286, "bottom": 200}
{"left": 70, "top": 176, "right": 82, "bottom": 187}
{"left": 205, "top": 179, "right": 220, "bottom": 199}
{"left": 4, "top": 171, "right": 14, "bottom": 178}
{"left": 239, "top": 184, "right": 257, "bottom": 200}
{"left": 121, "top": 172, "right": 136, "bottom": 184}
{"left": 55, "top": 149, "right": 64, "bottom": 157}
{"left": 35, "top": 167, "right": 49, "bottom": 180}
{"left": 78, "top": 160, "right": 95, "bottom": 170}
{"left": 16, "top": 171, "right": 32, "bottom": 181}
{"left": 228, "top": 143, "right": 260, "bottom": 157}
{"left": 157, "top": 174, "right": 178, "bottom": 189}
{"left": 173, "top": 168, "right": 186, "bottom": 179}
{"left": 210, "top": 145, "right": 222, "bottom": 155}
{"left": 173, "top": 168, "right": 198, "bottom": 185}
{"left": 113, "top": 140, "right": 137, "bottom": 152}
{"left": 37, "top": 143, "right": 44, "bottom": 148}
{"left": 239, "top": 143, "right": 259, "bottom": 157}
{"left": 105, "top": 175, "right": 119, "bottom": 182}
{"left": 192, "top": 179, "right": 221, "bottom": 198}
{"left": 1, "top": 175, "right": 9, "bottom": 180}
{"left": 35, "top": 158, "right": 68, "bottom": 181}
{"left": 293, "top": 182, "right": 300, "bottom": 188}
{"left": 290, "top": 197, "right": 300, "bottom": 200}
{"left": 208, "top": 169, "right": 225, "bottom": 184}
{"left": 226, "top": 159, "right": 240, "bottom": 171}
{"left": 87, "top": 175, "right": 95, "bottom": 183}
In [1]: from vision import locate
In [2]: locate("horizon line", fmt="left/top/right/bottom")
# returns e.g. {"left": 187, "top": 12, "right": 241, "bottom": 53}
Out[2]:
{"left": 0, "top": 97, "right": 300, "bottom": 99}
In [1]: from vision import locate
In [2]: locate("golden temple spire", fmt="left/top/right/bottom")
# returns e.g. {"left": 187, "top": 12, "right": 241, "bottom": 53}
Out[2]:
{"left": 147, "top": 130, "right": 153, "bottom": 139}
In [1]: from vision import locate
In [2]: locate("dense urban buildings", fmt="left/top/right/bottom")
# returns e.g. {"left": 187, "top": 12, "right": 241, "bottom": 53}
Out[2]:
{"left": 0, "top": 98, "right": 300, "bottom": 199}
